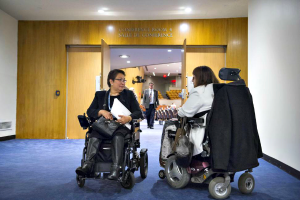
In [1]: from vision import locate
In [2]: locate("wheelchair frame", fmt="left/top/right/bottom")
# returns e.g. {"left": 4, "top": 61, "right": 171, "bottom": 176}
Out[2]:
{"left": 76, "top": 113, "right": 148, "bottom": 189}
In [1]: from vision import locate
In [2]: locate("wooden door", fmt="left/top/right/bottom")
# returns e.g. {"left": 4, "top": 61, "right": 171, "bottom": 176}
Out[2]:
{"left": 66, "top": 47, "right": 101, "bottom": 139}
{"left": 101, "top": 39, "right": 110, "bottom": 90}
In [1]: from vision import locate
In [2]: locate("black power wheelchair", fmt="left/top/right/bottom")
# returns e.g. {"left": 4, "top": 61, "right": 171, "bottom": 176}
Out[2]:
{"left": 76, "top": 115, "right": 148, "bottom": 189}
{"left": 159, "top": 68, "right": 259, "bottom": 199}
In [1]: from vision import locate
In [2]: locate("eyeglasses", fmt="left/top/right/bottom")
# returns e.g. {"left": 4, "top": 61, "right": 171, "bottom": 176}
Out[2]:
{"left": 114, "top": 78, "right": 127, "bottom": 83}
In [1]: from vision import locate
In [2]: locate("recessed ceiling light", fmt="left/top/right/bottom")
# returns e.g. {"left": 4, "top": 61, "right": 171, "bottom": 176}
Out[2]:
{"left": 168, "top": 50, "right": 172, "bottom": 52}
{"left": 127, "top": 61, "right": 130, "bottom": 63}
{"left": 154, "top": 68, "right": 156, "bottom": 69}
{"left": 119, "top": 55, "right": 129, "bottom": 58}
{"left": 167, "top": 65, "right": 169, "bottom": 66}
{"left": 102, "top": 8, "right": 108, "bottom": 11}
{"left": 98, "top": 10, "right": 105, "bottom": 13}
{"left": 185, "top": 8, "right": 192, "bottom": 13}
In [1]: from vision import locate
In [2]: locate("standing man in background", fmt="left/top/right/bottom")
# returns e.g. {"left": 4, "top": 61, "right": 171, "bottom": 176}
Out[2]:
{"left": 143, "top": 82, "right": 159, "bottom": 129}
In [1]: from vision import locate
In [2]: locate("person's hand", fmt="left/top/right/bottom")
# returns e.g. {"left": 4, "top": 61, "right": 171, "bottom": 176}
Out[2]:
{"left": 99, "top": 110, "right": 113, "bottom": 120}
{"left": 116, "top": 115, "right": 132, "bottom": 124}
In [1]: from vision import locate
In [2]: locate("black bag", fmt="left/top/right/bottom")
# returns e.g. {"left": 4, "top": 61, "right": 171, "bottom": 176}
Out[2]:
{"left": 92, "top": 116, "right": 121, "bottom": 138}
{"left": 91, "top": 90, "right": 121, "bottom": 138}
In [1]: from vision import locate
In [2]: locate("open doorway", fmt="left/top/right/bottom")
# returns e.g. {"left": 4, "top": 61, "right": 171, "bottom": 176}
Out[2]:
{"left": 110, "top": 46, "right": 183, "bottom": 108}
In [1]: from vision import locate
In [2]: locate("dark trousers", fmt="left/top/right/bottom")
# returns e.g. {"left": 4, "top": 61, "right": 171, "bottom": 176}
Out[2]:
{"left": 146, "top": 104, "right": 155, "bottom": 127}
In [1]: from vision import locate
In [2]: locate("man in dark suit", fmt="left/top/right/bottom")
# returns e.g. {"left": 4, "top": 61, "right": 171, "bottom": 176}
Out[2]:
{"left": 143, "top": 82, "right": 159, "bottom": 129}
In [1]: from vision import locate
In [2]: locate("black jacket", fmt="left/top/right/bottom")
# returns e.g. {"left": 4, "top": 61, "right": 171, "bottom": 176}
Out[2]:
{"left": 87, "top": 89, "right": 143, "bottom": 120}
{"left": 207, "top": 80, "right": 263, "bottom": 172}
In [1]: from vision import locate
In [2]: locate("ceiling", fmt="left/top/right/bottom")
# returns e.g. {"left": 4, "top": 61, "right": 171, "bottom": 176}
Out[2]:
{"left": 0, "top": 0, "right": 248, "bottom": 20}
{"left": 111, "top": 48, "right": 182, "bottom": 77}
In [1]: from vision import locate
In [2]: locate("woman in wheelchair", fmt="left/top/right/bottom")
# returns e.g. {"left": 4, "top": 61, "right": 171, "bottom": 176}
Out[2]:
{"left": 76, "top": 69, "right": 143, "bottom": 180}
{"left": 178, "top": 66, "right": 219, "bottom": 156}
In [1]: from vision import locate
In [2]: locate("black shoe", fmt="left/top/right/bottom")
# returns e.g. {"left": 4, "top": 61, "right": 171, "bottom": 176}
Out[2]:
{"left": 147, "top": 126, "right": 150, "bottom": 128}
{"left": 139, "top": 129, "right": 142, "bottom": 132}
{"left": 75, "top": 162, "right": 92, "bottom": 176}
{"left": 150, "top": 127, "right": 154, "bottom": 129}
{"left": 107, "top": 164, "right": 121, "bottom": 180}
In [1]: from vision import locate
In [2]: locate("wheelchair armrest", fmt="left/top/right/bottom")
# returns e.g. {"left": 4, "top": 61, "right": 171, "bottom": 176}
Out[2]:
{"left": 77, "top": 113, "right": 91, "bottom": 130}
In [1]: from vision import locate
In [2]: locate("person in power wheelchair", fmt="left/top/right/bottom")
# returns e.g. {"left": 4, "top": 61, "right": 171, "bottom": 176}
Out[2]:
{"left": 163, "top": 67, "right": 263, "bottom": 199}
{"left": 76, "top": 69, "right": 147, "bottom": 189}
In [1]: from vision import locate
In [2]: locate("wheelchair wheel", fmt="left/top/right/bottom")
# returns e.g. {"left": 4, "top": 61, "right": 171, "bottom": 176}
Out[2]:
{"left": 158, "top": 170, "right": 166, "bottom": 179}
{"left": 165, "top": 155, "right": 190, "bottom": 189}
{"left": 238, "top": 172, "right": 255, "bottom": 194}
{"left": 208, "top": 177, "right": 231, "bottom": 199}
{"left": 76, "top": 174, "right": 85, "bottom": 188}
{"left": 121, "top": 170, "right": 135, "bottom": 189}
{"left": 140, "top": 152, "right": 148, "bottom": 179}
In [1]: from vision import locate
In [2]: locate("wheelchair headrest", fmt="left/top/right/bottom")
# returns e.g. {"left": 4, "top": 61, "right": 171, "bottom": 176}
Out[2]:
{"left": 219, "top": 68, "right": 241, "bottom": 81}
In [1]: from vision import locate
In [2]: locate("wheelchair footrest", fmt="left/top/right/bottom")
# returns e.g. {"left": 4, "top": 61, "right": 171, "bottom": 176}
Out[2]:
{"left": 94, "top": 162, "right": 112, "bottom": 173}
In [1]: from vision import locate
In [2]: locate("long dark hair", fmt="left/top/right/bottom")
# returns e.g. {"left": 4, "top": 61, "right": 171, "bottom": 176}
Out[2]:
{"left": 107, "top": 69, "right": 126, "bottom": 87}
{"left": 193, "top": 66, "right": 219, "bottom": 87}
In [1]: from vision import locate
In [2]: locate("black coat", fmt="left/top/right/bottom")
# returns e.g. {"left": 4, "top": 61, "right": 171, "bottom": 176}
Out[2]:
{"left": 87, "top": 89, "right": 143, "bottom": 120}
{"left": 207, "top": 80, "right": 263, "bottom": 172}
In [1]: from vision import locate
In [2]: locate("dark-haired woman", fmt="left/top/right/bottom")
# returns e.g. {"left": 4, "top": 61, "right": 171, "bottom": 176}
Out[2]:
{"left": 178, "top": 66, "right": 219, "bottom": 156}
{"left": 76, "top": 69, "right": 143, "bottom": 180}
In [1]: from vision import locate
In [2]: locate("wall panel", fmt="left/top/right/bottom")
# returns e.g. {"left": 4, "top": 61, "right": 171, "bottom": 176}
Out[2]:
{"left": 17, "top": 18, "right": 247, "bottom": 139}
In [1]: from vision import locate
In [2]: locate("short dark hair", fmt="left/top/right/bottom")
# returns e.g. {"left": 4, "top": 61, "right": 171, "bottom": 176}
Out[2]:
{"left": 107, "top": 69, "right": 126, "bottom": 87}
{"left": 193, "top": 66, "right": 219, "bottom": 87}
{"left": 149, "top": 82, "right": 154, "bottom": 85}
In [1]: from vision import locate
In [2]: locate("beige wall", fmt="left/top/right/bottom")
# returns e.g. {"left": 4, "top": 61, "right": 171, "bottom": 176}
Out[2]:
{"left": 17, "top": 18, "right": 248, "bottom": 139}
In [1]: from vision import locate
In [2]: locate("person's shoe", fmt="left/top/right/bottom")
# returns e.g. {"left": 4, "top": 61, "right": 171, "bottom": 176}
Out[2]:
{"left": 139, "top": 129, "right": 142, "bottom": 132}
{"left": 76, "top": 162, "right": 92, "bottom": 176}
{"left": 107, "top": 164, "right": 121, "bottom": 180}
{"left": 147, "top": 126, "right": 150, "bottom": 128}
{"left": 150, "top": 127, "right": 154, "bottom": 129}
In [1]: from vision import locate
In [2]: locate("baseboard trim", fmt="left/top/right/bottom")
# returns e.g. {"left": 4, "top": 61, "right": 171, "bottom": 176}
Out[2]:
{"left": 263, "top": 153, "right": 300, "bottom": 180}
{"left": 0, "top": 135, "right": 16, "bottom": 141}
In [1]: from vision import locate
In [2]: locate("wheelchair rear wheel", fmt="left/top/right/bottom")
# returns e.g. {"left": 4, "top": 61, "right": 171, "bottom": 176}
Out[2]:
{"left": 140, "top": 152, "right": 148, "bottom": 178}
{"left": 165, "top": 155, "right": 190, "bottom": 189}
{"left": 238, "top": 172, "right": 255, "bottom": 194}
{"left": 76, "top": 174, "right": 85, "bottom": 188}
{"left": 121, "top": 170, "right": 135, "bottom": 189}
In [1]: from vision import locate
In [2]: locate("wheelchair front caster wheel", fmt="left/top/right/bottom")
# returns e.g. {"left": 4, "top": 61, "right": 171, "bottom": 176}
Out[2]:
{"left": 158, "top": 170, "right": 165, "bottom": 179}
{"left": 238, "top": 172, "right": 255, "bottom": 194}
{"left": 121, "top": 171, "right": 135, "bottom": 189}
{"left": 140, "top": 152, "right": 148, "bottom": 179}
{"left": 76, "top": 174, "right": 85, "bottom": 188}
{"left": 208, "top": 177, "right": 231, "bottom": 199}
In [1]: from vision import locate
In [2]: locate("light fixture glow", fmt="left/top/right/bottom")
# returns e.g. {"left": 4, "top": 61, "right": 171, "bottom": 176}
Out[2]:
{"left": 180, "top": 23, "right": 189, "bottom": 32}
{"left": 107, "top": 25, "right": 114, "bottom": 31}
{"left": 168, "top": 50, "right": 172, "bottom": 52}
{"left": 98, "top": 10, "right": 105, "bottom": 13}
{"left": 154, "top": 68, "right": 156, "bottom": 69}
{"left": 185, "top": 8, "right": 192, "bottom": 13}
{"left": 167, "top": 65, "right": 169, "bottom": 66}
{"left": 119, "top": 55, "right": 129, "bottom": 58}
{"left": 127, "top": 61, "right": 130, "bottom": 63}
{"left": 181, "top": 50, "right": 184, "bottom": 52}
{"left": 168, "top": 72, "right": 170, "bottom": 76}
{"left": 179, "top": 7, "right": 185, "bottom": 10}
{"left": 153, "top": 72, "right": 155, "bottom": 76}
